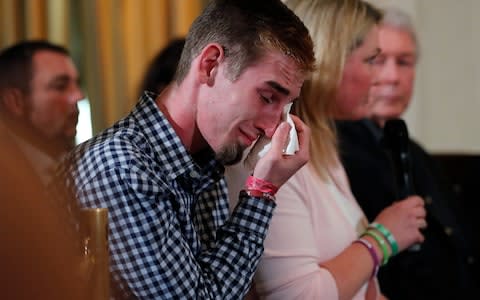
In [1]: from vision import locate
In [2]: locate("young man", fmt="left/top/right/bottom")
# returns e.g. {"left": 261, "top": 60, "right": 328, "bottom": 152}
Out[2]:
{"left": 337, "top": 7, "right": 478, "bottom": 300}
{"left": 0, "top": 41, "right": 84, "bottom": 185}
{"left": 59, "top": 0, "right": 315, "bottom": 298}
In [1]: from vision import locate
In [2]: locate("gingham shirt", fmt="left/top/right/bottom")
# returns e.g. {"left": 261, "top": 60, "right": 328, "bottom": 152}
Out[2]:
{"left": 60, "top": 93, "right": 276, "bottom": 299}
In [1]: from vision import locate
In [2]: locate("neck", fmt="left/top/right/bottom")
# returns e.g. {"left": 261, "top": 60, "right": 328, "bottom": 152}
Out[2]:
{"left": 4, "top": 119, "right": 71, "bottom": 159}
{"left": 156, "top": 81, "right": 206, "bottom": 154}
{"left": 371, "top": 116, "right": 387, "bottom": 128}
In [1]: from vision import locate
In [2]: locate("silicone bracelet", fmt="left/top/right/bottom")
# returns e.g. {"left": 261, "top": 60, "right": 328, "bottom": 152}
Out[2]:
{"left": 353, "top": 238, "right": 380, "bottom": 278}
{"left": 362, "top": 230, "right": 390, "bottom": 265}
{"left": 369, "top": 222, "right": 399, "bottom": 256}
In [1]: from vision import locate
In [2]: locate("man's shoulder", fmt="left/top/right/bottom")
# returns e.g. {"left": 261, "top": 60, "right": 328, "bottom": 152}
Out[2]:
{"left": 337, "top": 119, "right": 376, "bottom": 146}
{"left": 64, "top": 125, "right": 161, "bottom": 185}
{"left": 61, "top": 127, "right": 173, "bottom": 205}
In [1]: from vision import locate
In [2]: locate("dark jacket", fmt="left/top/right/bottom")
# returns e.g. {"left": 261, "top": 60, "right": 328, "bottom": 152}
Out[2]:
{"left": 337, "top": 119, "right": 478, "bottom": 300}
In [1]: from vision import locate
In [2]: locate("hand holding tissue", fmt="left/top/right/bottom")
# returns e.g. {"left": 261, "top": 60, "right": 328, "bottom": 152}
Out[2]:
{"left": 244, "top": 103, "right": 299, "bottom": 170}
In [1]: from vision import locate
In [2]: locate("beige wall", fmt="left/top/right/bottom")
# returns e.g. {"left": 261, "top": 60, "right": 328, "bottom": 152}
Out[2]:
{"left": 370, "top": 0, "right": 480, "bottom": 153}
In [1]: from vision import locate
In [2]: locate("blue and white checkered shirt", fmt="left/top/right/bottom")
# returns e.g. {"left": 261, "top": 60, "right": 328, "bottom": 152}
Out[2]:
{"left": 61, "top": 93, "right": 276, "bottom": 299}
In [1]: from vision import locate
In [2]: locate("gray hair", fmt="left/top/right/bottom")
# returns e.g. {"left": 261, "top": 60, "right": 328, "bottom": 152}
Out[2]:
{"left": 381, "top": 6, "right": 419, "bottom": 59}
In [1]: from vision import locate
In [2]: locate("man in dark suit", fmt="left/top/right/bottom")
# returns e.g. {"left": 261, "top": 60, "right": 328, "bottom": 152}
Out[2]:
{"left": 337, "top": 7, "right": 478, "bottom": 300}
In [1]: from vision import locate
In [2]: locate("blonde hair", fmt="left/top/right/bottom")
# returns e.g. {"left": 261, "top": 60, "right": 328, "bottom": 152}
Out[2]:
{"left": 285, "top": 0, "right": 382, "bottom": 179}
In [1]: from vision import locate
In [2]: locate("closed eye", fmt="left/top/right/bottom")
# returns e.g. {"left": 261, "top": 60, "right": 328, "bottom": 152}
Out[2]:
{"left": 261, "top": 95, "right": 273, "bottom": 104}
{"left": 366, "top": 48, "right": 382, "bottom": 65}
{"left": 397, "top": 58, "right": 415, "bottom": 67}
{"left": 259, "top": 91, "right": 274, "bottom": 104}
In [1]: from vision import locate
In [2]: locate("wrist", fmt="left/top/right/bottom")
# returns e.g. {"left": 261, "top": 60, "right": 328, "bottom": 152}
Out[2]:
{"left": 240, "top": 189, "right": 276, "bottom": 202}
{"left": 352, "top": 238, "right": 380, "bottom": 278}
{"left": 368, "top": 222, "right": 399, "bottom": 256}
{"left": 360, "top": 234, "right": 384, "bottom": 264}
{"left": 245, "top": 175, "right": 279, "bottom": 195}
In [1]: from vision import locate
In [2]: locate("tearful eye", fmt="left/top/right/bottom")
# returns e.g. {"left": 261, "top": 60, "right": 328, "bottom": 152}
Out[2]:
{"left": 261, "top": 95, "right": 273, "bottom": 104}
{"left": 259, "top": 91, "right": 274, "bottom": 104}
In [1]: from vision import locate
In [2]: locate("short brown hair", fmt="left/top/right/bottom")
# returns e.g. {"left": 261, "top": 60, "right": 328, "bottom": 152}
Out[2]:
{"left": 175, "top": 0, "right": 315, "bottom": 82}
{"left": 0, "top": 40, "right": 69, "bottom": 95}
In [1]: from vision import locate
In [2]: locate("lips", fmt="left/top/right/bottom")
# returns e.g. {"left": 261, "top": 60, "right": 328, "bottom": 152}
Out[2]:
{"left": 376, "top": 94, "right": 400, "bottom": 103}
{"left": 372, "top": 85, "right": 399, "bottom": 99}
{"left": 69, "top": 110, "right": 79, "bottom": 125}
{"left": 63, "top": 111, "right": 79, "bottom": 137}
{"left": 239, "top": 129, "right": 259, "bottom": 146}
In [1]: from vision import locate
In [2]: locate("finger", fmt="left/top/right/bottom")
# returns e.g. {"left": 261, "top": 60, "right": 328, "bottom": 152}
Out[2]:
{"left": 417, "top": 232, "right": 425, "bottom": 243}
{"left": 269, "top": 121, "right": 291, "bottom": 155}
{"left": 418, "top": 218, "right": 428, "bottom": 229}
{"left": 412, "top": 206, "right": 427, "bottom": 218}
{"left": 411, "top": 195, "right": 425, "bottom": 206}
{"left": 289, "top": 115, "right": 310, "bottom": 152}
{"left": 289, "top": 114, "right": 303, "bottom": 132}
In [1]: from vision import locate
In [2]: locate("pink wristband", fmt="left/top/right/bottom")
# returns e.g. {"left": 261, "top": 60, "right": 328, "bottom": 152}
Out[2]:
{"left": 245, "top": 175, "right": 279, "bottom": 195}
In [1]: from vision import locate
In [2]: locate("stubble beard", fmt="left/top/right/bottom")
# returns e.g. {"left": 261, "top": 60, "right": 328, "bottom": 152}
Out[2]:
{"left": 216, "top": 142, "right": 245, "bottom": 166}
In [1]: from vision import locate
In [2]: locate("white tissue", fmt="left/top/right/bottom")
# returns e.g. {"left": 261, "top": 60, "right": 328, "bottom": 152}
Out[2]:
{"left": 243, "top": 103, "right": 299, "bottom": 170}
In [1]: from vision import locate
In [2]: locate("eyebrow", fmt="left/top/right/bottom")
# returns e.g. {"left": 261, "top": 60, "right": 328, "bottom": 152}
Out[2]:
{"left": 47, "top": 74, "right": 78, "bottom": 86}
{"left": 266, "top": 80, "right": 290, "bottom": 96}
{"left": 398, "top": 52, "right": 416, "bottom": 58}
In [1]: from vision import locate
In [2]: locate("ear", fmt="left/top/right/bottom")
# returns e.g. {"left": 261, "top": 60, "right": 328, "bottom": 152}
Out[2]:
{"left": 197, "top": 43, "right": 225, "bottom": 86}
{"left": 1, "top": 88, "right": 27, "bottom": 117}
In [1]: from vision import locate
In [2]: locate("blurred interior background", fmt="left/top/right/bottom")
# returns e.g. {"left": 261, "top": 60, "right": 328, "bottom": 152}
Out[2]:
{"left": 0, "top": 0, "right": 208, "bottom": 145}
{"left": 0, "top": 0, "right": 479, "bottom": 154}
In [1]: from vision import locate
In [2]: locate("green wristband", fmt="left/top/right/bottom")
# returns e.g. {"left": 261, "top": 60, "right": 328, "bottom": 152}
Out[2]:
{"left": 362, "top": 230, "right": 390, "bottom": 265}
{"left": 369, "top": 222, "right": 399, "bottom": 256}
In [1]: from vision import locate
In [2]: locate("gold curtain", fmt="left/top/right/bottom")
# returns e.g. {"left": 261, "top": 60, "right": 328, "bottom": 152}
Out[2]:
{"left": 0, "top": 0, "right": 205, "bottom": 134}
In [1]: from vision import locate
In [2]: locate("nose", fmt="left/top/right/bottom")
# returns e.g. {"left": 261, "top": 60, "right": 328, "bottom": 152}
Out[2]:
{"left": 259, "top": 106, "right": 284, "bottom": 138}
{"left": 263, "top": 124, "right": 277, "bottom": 138}
{"left": 375, "top": 59, "right": 399, "bottom": 85}
{"left": 69, "top": 86, "right": 85, "bottom": 104}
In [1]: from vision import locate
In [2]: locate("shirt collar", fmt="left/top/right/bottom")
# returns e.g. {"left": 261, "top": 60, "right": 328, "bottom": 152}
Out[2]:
{"left": 361, "top": 118, "right": 384, "bottom": 144}
{"left": 132, "top": 92, "right": 224, "bottom": 183}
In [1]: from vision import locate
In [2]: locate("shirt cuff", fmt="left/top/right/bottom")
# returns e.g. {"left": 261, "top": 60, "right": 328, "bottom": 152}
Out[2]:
{"left": 229, "top": 190, "right": 276, "bottom": 239}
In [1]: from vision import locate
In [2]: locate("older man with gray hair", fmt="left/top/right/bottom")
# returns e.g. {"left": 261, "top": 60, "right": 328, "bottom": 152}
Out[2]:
{"left": 337, "top": 6, "right": 478, "bottom": 300}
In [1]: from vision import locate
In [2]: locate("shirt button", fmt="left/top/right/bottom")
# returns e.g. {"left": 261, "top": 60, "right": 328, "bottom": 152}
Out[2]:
{"left": 444, "top": 226, "right": 453, "bottom": 236}
{"left": 424, "top": 195, "right": 433, "bottom": 205}
{"left": 190, "top": 170, "right": 200, "bottom": 178}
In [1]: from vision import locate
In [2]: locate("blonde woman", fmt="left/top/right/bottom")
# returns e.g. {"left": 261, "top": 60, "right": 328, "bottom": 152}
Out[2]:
{"left": 253, "top": 1, "right": 427, "bottom": 299}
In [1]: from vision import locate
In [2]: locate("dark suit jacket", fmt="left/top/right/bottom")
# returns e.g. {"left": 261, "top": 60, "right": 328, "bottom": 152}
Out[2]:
{"left": 336, "top": 119, "right": 478, "bottom": 300}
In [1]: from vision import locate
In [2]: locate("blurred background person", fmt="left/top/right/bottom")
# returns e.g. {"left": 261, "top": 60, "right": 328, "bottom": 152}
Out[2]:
{"left": 137, "top": 38, "right": 185, "bottom": 97}
{"left": 337, "top": 7, "right": 479, "bottom": 300}
{"left": 0, "top": 40, "right": 84, "bottom": 185}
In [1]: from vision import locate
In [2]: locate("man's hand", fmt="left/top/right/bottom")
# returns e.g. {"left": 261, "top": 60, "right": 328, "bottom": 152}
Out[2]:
{"left": 253, "top": 115, "right": 310, "bottom": 188}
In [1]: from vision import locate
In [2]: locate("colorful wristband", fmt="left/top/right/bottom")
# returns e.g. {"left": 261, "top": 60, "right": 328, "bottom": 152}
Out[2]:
{"left": 245, "top": 175, "right": 279, "bottom": 195}
{"left": 242, "top": 189, "right": 276, "bottom": 202}
{"left": 362, "top": 230, "right": 390, "bottom": 265}
{"left": 353, "top": 238, "right": 380, "bottom": 278}
{"left": 369, "top": 222, "right": 399, "bottom": 256}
